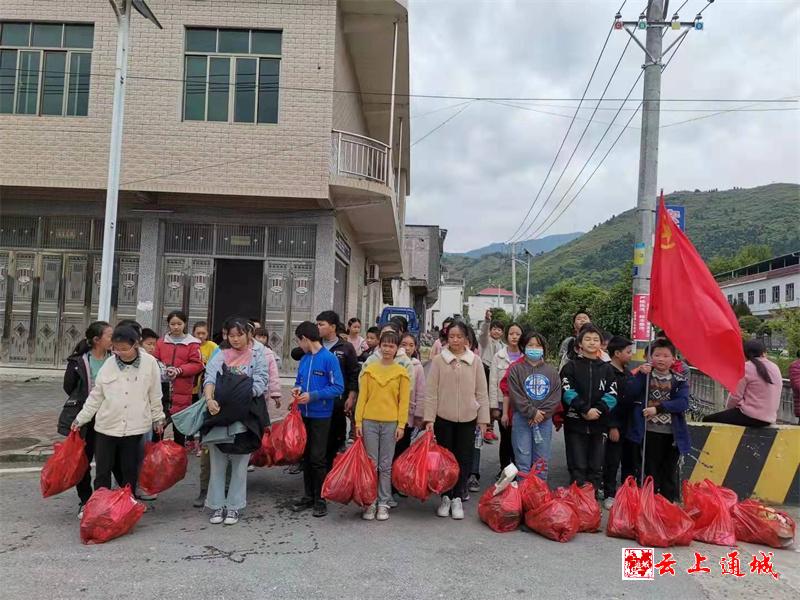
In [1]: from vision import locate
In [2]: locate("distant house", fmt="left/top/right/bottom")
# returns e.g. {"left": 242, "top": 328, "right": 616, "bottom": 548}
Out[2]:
{"left": 427, "top": 277, "right": 465, "bottom": 330}
{"left": 715, "top": 252, "right": 799, "bottom": 317}
{"left": 467, "top": 287, "right": 524, "bottom": 324}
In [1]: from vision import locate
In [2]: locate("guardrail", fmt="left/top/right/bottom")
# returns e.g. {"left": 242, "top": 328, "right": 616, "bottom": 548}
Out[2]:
{"left": 330, "top": 130, "right": 391, "bottom": 187}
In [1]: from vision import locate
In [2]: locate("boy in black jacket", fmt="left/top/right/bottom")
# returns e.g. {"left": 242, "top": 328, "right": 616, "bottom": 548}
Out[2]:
{"left": 560, "top": 324, "right": 618, "bottom": 496}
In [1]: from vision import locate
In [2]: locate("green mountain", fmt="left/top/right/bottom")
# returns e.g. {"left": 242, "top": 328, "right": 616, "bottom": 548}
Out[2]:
{"left": 443, "top": 183, "right": 800, "bottom": 296}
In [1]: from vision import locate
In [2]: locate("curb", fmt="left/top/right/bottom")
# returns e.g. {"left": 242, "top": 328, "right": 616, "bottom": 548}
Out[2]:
{"left": 0, "top": 450, "right": 53, "bottom": 464}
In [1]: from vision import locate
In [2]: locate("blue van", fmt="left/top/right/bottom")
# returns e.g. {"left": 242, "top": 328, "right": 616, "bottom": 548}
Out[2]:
{"left": 378, "top": 307, "right": 420, "bottom": 335}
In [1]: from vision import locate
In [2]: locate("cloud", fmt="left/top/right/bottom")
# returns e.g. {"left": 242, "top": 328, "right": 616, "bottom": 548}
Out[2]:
{"left": 405, "top": 0, "right": 800, "bottom": 253}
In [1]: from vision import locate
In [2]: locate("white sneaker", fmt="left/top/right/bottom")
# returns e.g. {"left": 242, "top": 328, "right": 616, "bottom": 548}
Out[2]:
{"left": 376, "top": 505, "right": 390, "bottom": 521}
{"left": 450, "top": 497, "right": 464, "bottom": 520}
{"left": 362, "top": 503, "right": 377, "bottom": 521}
{"left": 436, "top": 496, "right": 451, "bottom": 517}
{"left": 209, "top": 508, "right": 225, "bottom": 524}
{"left": 223, "top": 509, "right": 239, "bottom": 525}
{"left": 603, "top": 496, "right": 615, "bottom": 510}
{"left": 77, "top": 505, "right": 85, "bottom": 520}
{"left": 247, "top": 465, "right": 256, "bottom": 472}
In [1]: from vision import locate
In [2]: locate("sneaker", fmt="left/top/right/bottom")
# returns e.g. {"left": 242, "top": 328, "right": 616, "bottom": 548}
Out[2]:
{"left": 247, "top": 465, "right": 256, "bottom": 472}
{"left": 362, "top": 503, "right": 377, "bottom": 521}
{"left": 386, "top": 495, "right": 399, "bottom": 509}
{"left": 77, "top": 504, "right": 85, "bottom": 520}
{"left": 376, "top": 505, "right": 389, "bottom": 521}
{"left": 291, "top": 497, "right": 314, "bottom": 512}
{"left": 223, "top": 510, "right": 239, "bottom": 525}
{"left": 287, "top": 463, "right": 303, "bottom": 475}
{"left": 193, "top": 491, "right": 206, "bottom": 508}
{"left": 468, "top": 475, "right": 480, "bottom": 493}
{"left": 462, "top": 492, "right": 470, "bottom": 502}
{"left": 450, "top": 497, "right": 464, "bottom": 520}
{"left": 603, "top": 496, "right": 615, "bottom": 510}
{"left": 312, "top": 501, "right": 328, "bottom": 518}
{"left": 209, "top": 508, "right": 225, "bottom": 524}
{"left": 137, "top": 490, "right": 158, "bottom": 501}
{"left": 436, "top": 496, "right": 452, "bottom": 518}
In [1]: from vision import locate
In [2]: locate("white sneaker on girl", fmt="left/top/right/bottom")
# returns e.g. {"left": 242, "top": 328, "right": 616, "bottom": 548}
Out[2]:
{"left": 437, "top": 496, "right": 451, "bottom": 517}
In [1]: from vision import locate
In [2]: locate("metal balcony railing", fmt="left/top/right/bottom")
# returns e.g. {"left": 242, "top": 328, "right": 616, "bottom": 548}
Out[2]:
{"left": 331, "top": 130, "right": 391, "bottom": 187}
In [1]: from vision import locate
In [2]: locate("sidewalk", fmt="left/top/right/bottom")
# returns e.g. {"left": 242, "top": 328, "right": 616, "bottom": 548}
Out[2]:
{"left": 0, "top": 379, "right": 293, "bottom": 462}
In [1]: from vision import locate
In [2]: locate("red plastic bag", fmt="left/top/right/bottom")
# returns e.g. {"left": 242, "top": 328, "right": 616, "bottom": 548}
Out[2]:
{"left": 137, "top": 440, "right": 188, "bottom": 495}
{"left": 607, "top": 476, "right": 640, "bottom": 540}
{"left": 524, "top": 498, "right": 580, "bottom": 543}
{"left": 683, "top": 479, "right": 737, "bottom": 546}
{"left": 478, "top": 482, "right": 523, "bottom": 533}
{"left": 732, "top": 500, "right": 796, "bottom": 549}
{"left": 80, "top": 485, "right": 145, "bottom": 545}
{"left": 556, "top": 482, "right": 600, "bottom": 533}
{"left": 249, "top": 428, "right": 275, "bottom": 468}
{"left": 636, "top": 476, "right": 694, "bottom": 547}
{"left": 322, "top": 437, "right": 377, "bottom": 508}
{"left": 41, "top": 430, "right": 89, "bottom": 498}
{"left": 272, "top": 405, "right": 307, "bottom": 465}
{"left": 391, "top": 431, "right": 460, "bottom": 500}
{"left": 426, "top": 439, "right": 459, "bottom": 496}
{"left": 519, "top": 459, "right": 552, "bottom": 512}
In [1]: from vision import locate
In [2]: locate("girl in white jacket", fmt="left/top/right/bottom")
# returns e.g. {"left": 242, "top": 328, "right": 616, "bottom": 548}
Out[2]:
{"left": 72, "top": 325, "right": 165, "bottom": 493}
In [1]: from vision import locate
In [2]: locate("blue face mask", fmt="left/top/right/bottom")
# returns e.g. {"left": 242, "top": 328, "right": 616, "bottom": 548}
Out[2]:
{"left": 525, "top": 348, "right": 544, "bottom": 361}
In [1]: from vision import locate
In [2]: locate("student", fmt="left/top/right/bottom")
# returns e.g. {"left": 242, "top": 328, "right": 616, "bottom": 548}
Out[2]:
{"left": 359, "top": 326, "right": 380, "bottom": 363}
{"left": 602, "top": 336, "right": 635, "bottom": 509}
{"left": 703, "top": 339, "right": 782, "bottom": 427}
{"left": 316, "top": 311, "right": 359, "bottom": 468}
{"left": 599, "top": 330, "right": 612, "bottom": 363}
{"left": 626, "top": 338, "right": 690, "bottom": 502}
{"left": 505, "top": 330, "right": 560, "bottom": 479}
{"left": 356, "top": 330, "right": 410, "bottom": 521}
{"left": 362, "top": 323, "right": 415, "bottom": 379}
{"left": 653, "top": 329, "right": 691, "bottom": 379}
{"left": 71, "top": 326, "right": 165, "bottom": 498}
{"left": 560, "top": 324, "right": 617, "bottom": 495}
{"left": 290, "top": 322, "right": 344, "bottom": 518}
{"left": 479, "top": 310, "right": 505, "bottom": 380}
{"left": 347, "top": 317, "right": 369, "bottom": 354}
{"left": 423, "top": 322, "right": 490, "bottom": 519}
{"left": 59, "top": 321, "right": 113, "bottom": 518}
{"left": 791, "top": 351, "right": 800, "bottom": 425}
{"left": 488, "top": 322, "right": 523, "bottom": 474}
{"left": 558, "top": 310, "right": 592, "bottom": 371}
{"left": 152, "top": 311, "right": 204, "bottom": 447}
{"left": 430, "top": 317, "right": 454, "bottom": 358}
{"left": 252, "top": 326, "right": 282, "bottom": 407}
{"left": 202, "top": 317, "right": 269, "bottom": 525}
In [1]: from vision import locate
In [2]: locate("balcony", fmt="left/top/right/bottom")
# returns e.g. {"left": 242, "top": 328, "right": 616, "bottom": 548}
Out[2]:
{"left": 330, "top": 130, "right": 394, "bottom": 188}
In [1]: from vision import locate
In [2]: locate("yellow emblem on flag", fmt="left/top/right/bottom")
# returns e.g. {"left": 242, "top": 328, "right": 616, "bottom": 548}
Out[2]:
{"left": 660, "top": 220, "right": 676, "bottom": 250}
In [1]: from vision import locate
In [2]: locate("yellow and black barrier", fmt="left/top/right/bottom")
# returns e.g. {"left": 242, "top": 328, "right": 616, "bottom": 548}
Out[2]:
{"left": 681, "top": 423, "right": 800, "bottom": 506}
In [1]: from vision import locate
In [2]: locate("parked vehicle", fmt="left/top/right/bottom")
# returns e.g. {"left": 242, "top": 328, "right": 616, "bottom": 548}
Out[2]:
{"left": 378, "top": 307, "right": 420, "bottom": 335}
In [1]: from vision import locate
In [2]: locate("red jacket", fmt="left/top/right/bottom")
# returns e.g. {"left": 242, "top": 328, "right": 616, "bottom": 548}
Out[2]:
{"left": 790, "top": 359, "right": 800, "bottom": 418}
{"left": 153, "top": 334, "right": 204, "bottom": 414}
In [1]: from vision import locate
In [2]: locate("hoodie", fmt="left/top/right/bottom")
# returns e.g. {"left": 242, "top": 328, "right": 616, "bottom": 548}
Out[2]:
{"left": 294, "top": 347, "right": 345, "bottom": 419}
{"left": 506, "top": 358, "right": 561, "bottom": 420}
{"left": 560, "top": 354, "right": 618, "bottom": 434}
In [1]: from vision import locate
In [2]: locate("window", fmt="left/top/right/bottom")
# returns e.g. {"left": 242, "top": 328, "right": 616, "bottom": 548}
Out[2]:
{"left": 183, "top": 28, "right": 281, "bottom": 124}
{"left": 737, "top": 292, "right": 744, "bottom": 304}
{"left": 759, "top": 288, "right": 766, "bottom": 304}
{"left": 0, "top": 22, "right": 93, "bottom": 116}
{"left": 727, "top": 294, "right": 733, "bottom": 304}
{"left": 787, "top": 283, "right": 795, "bottom": 302}
{"left": 747, "top": 290, "right": 754, "bottom": 305}
{"left": 772, "top": 285, "right": 780, "bottom": 303}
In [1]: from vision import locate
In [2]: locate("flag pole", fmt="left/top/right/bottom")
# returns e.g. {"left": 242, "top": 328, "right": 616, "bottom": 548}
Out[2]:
{"left": 639, "top": 325, "right": 655, "bottom": 486}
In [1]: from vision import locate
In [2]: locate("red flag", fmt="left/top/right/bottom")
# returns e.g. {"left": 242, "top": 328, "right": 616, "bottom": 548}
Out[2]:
{"left": 648, "top": 193, "right": 744, "bottom": 392}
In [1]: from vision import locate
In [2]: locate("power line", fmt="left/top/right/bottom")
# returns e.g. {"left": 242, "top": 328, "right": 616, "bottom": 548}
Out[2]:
{"left": 411, "top": 101, "right": 474, "bottom": 147}
{"left": 661, "top": 96, "right": 800, "bottom": 128}
{"left": 486, "top": 99, "right": 641, "bottom": 130}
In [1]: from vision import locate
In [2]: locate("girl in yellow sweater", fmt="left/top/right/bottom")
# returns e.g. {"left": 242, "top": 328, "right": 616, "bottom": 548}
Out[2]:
{"left": 355, "top": 330, "right": 410, "bottom": 521}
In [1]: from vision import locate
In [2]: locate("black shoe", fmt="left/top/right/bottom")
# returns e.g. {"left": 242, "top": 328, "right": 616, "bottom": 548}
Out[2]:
{"left": 312, "top": 501, "right": 328, "bottom": 518}
{"left": 291, "top": 497, "right": 314, "bottom": 512}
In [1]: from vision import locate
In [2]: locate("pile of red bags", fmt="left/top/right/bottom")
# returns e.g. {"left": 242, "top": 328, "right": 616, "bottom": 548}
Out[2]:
{"left": 519, "top": 463, "right": 552, "bottom": 512}
{"left": 478, "top": 482, "right": 523, "bottom": 533}
{"left": 40, "top": 431, "right": 89, "bottom": 498}
{"left": 683, "top": 479, "right": 737, "bottom": 546}
{"left": 249, "top": 428, "right": 275, "bottom": 468}
{"left": 79, "top": 485, "right": 145, "bottom": 545}
{"left": 391, "top": 431, "right": 459, "bottom": 501}
{"left": 555, "top": 482, "right": 601, "bottom": 533}
{"left": 525, "top": 495, "right": 581, "bottom": 543}
{"left": 137, "top": 440, "right": 188, "bottom": 495}
{"left": 270, "top": 405, "right": 307, "bottom": 466}
{"left": 322, "top": 437, "right": 377, "bottom": 508}
{"left": 636, "top": 477, "right": 694, "bottom": 547}
{"left": 732, "top": 499, "right": 796, "bottom": 549}
{"left": 606, "top": 476, "right": 640, "bottom": 540}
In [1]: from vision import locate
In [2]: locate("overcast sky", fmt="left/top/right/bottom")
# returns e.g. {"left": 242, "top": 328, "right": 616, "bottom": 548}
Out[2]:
{"left": 404, "top": 0, "right": 800, "bottom": 253}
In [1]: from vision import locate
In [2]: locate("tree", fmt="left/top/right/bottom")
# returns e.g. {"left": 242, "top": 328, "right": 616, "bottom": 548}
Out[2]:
{"left": 738, "top": 315, "right": 761, "bottom": 334}
{"left": 732, "top": 300, "right": 752, "bottom": 317}
{"left": 708, "top": 244, "right": 773, "bottom": 275}
{"left": 771, "top": 308, "right": 800, "bottom": 354}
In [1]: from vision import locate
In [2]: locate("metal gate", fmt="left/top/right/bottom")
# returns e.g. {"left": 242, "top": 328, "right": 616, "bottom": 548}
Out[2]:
{"left": 160, "top": 256, "right": 215, "bottom": 327}
{"left": 263, "top": 259, "right": 315, "bottom": 368}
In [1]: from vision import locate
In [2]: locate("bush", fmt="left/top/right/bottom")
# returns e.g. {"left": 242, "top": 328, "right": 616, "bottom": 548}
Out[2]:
{"left": 738, "top": 315, "right": 762, "bottom": 334}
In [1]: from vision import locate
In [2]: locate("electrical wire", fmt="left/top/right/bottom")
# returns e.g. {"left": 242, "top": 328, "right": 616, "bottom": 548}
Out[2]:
{"left": 410, "top": 101, "right": 474, "bottom": 146}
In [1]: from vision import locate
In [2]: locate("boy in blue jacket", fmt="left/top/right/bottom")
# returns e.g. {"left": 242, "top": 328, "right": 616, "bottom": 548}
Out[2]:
{"left": 290, "top": 321, "right": 344, "bottom": 517}
{"left": 625, "top": 338, "right": 690, "bottom": 502}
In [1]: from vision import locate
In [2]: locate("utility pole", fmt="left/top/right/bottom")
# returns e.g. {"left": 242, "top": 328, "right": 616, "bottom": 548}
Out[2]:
{"left": 525, "top": 249, "right": 531, "bottom": 313}
{"left": 511, "top": 243, "right": 517, "bottom": 318}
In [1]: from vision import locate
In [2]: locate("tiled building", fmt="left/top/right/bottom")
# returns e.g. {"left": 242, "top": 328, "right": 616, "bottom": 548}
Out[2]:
{"left": 0, "top": 0, "right": 410, "bottom": 369}
{"left": 717, "top": 252, "right": 800, "bottom": 317}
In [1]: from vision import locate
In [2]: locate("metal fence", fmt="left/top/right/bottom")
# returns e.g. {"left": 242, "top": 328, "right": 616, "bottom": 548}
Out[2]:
{"left": 330, "top": 130, "right": 390, "bottom": 186}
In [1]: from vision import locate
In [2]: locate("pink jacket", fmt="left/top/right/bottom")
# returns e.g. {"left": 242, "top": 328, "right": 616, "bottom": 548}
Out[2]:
{"left": 789, "top": 359, "right": 800, "bottom": 417}
{"left": 408, "top": 358, "right": 426, "bottom": 427}
{"left": 726, "top": 359, "right": 783, "bottom": 424}
{"left": 256, "top": 341, "right": 281, "bottom": 400}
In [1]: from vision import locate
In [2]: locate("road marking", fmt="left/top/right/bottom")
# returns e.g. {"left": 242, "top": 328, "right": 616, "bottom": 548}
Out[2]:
{"left": 0, "top": 466, "right": 42, "bottom": 474}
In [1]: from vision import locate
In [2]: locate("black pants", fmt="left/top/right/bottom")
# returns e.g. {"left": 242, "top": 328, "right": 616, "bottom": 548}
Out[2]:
{"left": 603, "top": 436, "right": 644, "bottom": 497}
{"left": 75, "top": 424, "right": 126, "bottom": 504}
{"left": 703, "top": 408, "right": 770, "bottom": 427}
{"left": 643, "top": 431, "right": 679, "bottom": 502}
{"left": 564, "top": 430, "right": 604, "bottom": 492}
{"left": 94, "top": 432, "right": 143, "bottom": 491}
{"left": 498, "top": 418, "right": 514, "bottom": 470}
{"left": 303, "top": 417, "right": 331, "bottom": 503}
{"left": 325, "top": 401, "right": 347, "bottom": 470}
{"left": 621, "top": 439, "right": 642, "bottom": 484}
{"left": 434, "top": 417, "right": 476, "bottom": 500}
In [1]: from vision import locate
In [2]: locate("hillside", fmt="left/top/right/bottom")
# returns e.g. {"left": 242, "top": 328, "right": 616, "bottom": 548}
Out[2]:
{"left": 443, "top": 183, "right": 800, "bottom": 296}
{"left": 456, "top": 232, "right": 584, "bottom": 259}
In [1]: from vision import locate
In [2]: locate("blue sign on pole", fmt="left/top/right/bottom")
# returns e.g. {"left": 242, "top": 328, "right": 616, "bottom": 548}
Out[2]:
{"left": 665, "top": 205, "right": 686, "bottom": 231}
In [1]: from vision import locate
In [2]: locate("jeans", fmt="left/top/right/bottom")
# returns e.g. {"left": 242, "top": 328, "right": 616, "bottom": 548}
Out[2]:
{"left": 94, "top": 432, "right": 142, "bottom": 491}
{"left": 362, "top": 420, "right": 397, "bottom": 507}
{"left": 205, "top": 444, "right": 249, "bottom": 511}
{"left": 703, "top": 408, "right": 770, "bottom": 427}
{"left": 303, "top": 417, "right": 331, "bottom": 503}
{"left": 511, "top": 412, "right": 553, "bottom": 480}
{"left": 564, "top": 430, "right": 604, "bottom": 491}
{"left": 433, "top": 417, "right": 476, "bottom": 500}
{"left": 643, "top": 431, "right": 679, "bottom": 502}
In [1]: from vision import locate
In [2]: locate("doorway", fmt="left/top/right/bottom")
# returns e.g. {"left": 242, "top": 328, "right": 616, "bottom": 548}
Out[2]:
{"left": 211, "top": 259, "right": 264, "bottom": 336}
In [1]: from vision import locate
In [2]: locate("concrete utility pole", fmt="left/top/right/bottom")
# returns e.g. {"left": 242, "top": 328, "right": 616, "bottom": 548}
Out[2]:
{"left": 525, "top": 249, "right": 531, "bottom": 312}
{"left": 511, "top": 243, "right": 517, "bottom": 317}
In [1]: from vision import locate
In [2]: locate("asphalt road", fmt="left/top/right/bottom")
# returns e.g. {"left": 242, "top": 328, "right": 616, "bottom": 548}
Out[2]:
{"left": 0, "top": 430, "right": 797, "bottom": 600}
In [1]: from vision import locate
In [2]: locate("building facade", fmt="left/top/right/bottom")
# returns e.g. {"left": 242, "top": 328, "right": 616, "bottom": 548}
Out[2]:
{"left": 716, "top": 253, "right": 799, "bottom": 317}
{"left": 427, "top": 277, "right": 464, "bottom": 330}
{"left": 466, "top": 287, "right": 523, "bottom": 324}
{"left": 0, "top": 0, "right": 410, "bottom": 369}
